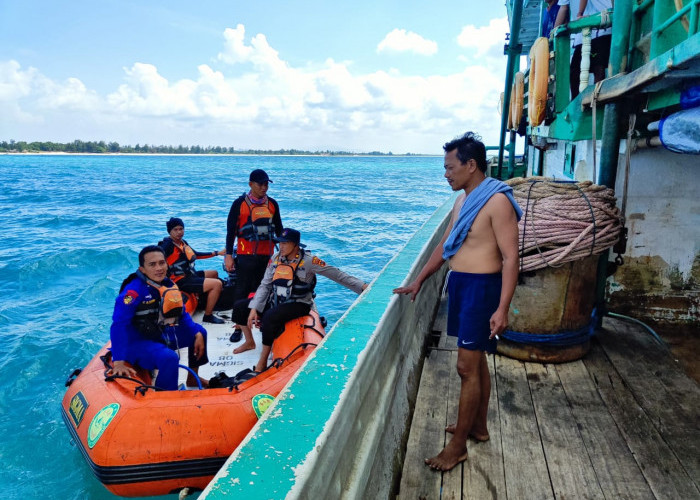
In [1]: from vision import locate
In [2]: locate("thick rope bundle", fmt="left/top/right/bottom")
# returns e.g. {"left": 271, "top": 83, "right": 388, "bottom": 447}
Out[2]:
{"left": 506, "top": 177, "right": 622, "bottom": 272}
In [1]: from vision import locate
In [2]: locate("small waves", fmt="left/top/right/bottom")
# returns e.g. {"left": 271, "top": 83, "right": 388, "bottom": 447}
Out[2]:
{"left": 0, "top": 153, "right": 450, "bottom": 499}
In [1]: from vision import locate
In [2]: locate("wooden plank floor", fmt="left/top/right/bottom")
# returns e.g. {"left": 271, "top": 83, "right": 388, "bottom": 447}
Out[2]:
{"left": 399, "top": 300, "right": 700, "bottom": 500}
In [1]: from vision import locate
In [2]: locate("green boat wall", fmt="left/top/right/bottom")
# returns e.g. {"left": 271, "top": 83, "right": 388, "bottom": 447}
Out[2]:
{"left": 200, "top": 193, "right": 456, "bottom": 499}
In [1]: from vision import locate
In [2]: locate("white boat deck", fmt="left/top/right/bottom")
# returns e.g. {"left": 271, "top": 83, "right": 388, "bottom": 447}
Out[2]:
{"left": 177, "top": 310, "right": 264, "bottom": 387}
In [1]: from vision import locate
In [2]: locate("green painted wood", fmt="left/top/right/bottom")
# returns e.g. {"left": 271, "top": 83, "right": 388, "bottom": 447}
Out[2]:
{"left": 554, "top": 32, "right": 572, "bottom": 113}
{"left": 646, "top": 87, "right": 681, "bottom": 111}
{"left": 580, "top": 32, "right": 700, "bottom": 106}
{"left": 201, "top": 193, "right": 458, "bottom": 499}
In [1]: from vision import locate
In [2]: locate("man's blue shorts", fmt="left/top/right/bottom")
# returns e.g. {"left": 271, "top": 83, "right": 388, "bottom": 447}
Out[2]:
{"left": 447, "top": 271, "right": 502, "bottom": 353}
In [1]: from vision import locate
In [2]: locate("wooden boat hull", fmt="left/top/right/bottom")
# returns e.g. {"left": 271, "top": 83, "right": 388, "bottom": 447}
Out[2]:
{"left": 61, "top": 312, "right": 324, "bottom": 497}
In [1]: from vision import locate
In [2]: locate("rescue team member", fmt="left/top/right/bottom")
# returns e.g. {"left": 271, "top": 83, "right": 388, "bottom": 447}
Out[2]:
{"left": 158, "top": 217, "right": 225, "bottom": 324}
{"left": 224, "top": 169, "right": 283, "bottom": 353}
{"left": 110, "top": 245, "right": 209, "bottom": 390}
{"left": 241, "top": 228, "right": 368, "bottom": 372}
{"left": 393, "top": 132, "right": 521, "bottom": 471}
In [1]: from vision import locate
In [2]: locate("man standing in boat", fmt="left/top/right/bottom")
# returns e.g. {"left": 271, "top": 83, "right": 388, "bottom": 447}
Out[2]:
{"left": 110, "top": 245, "right": 209, "bottom": 390}
{"left": 225, "top": 168, "right": 283, "bottom": 353}
{"left": 240, "top": 228, "right": 368, "bottom": 373}
{"left": 393, "top": 132, "right": 521, "bottom": 471}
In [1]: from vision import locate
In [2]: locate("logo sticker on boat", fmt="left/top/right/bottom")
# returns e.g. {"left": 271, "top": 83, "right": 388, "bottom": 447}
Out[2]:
{"left": 68, "top": 391, "right": 89, "bottom": 428}
{"left": 252, "top": 394, "right": 275, "bottom": 418}
{"left": 87, "top": 403, "right": 120, "bottom": 448}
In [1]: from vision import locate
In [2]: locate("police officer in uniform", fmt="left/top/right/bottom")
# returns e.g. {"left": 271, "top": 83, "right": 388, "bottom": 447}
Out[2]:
{"left": 224, "top": 169, "right": 283, "bottom": 352}
{"left": 110, "top": 245, "right": 209, "bottom": 390}
{"left": 241, "top": 228, "right": 368, "bottom": 372}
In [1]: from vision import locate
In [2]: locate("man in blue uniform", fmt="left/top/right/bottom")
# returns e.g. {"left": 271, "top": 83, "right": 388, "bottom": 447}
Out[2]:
{"left": 110, "top": 245, "right": 209, "bottom": 390}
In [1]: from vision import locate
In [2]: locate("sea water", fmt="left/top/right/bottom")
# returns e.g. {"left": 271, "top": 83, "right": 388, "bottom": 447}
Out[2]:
{"left": 0, "top": 154, "right": 448, "bottom": 499}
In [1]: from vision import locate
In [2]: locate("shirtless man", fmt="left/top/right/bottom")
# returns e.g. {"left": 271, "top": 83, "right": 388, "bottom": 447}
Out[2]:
{"left": 393, "top": 132, "right": 521, "bottom": 471}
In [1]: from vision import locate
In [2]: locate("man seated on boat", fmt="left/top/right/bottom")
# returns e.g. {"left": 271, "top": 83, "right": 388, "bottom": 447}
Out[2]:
{"left": 158, "top": 217, "right": 225, "bottom": 324}
{"left": 110, "top": 245, "right": 209, "bottom": 390}
{"left": 393, "top": 132, "right": 521, "bottom": 472}
{"left": 232, "top": 228, "right": 368, "bottom": 372}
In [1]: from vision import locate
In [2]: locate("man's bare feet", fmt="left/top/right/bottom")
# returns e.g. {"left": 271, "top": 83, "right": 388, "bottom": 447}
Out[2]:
{"left": 444, "top": 424, "right": 490, "bottom": 442}
{"left": 233, "top": 341, "right": 255, "bottom": 354}
{"left": 254, "top": 361, "right": 267, "bottom": 373}
{"left": 424, "top": 440, "right": 469, "bottom": 471}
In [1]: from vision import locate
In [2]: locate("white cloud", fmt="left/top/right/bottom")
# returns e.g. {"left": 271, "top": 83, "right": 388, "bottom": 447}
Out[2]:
{"left": 0, "top": 59, "right": 100, "bottom": 126}
{"left": 457, "top": 17, "right": 509, "bottom": 58}
{"left": 0, "top": 60, "right": 35, "bottom": 101}
{"left": 2, "top": 22, "right": 508, "bottom": 152}
{"left": 377, "top": 29, "right": 438, "bottom": 56}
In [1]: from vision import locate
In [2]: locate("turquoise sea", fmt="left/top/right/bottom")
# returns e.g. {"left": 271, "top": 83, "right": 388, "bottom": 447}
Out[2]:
{"left": 0, "top": 154, "right": 449, "bottom": 499}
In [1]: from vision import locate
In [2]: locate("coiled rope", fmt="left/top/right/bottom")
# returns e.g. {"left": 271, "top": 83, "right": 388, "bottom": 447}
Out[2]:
{"left": 506, "top": 177, "right": 622, "bottom": 272}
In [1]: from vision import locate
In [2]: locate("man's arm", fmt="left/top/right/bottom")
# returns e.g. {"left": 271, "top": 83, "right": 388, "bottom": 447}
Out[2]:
{"left": 272, "top": 199, "right": 283, "bottom": 236}
{"left": 225, "top": 198, "right": 242, "bottom": 271}
{"left": 489, "top": 195, "right": 520, "bottom": 338}
{"left": 313, "top": 259, "right": 366, "bottom": 294}
{"left": 180, "top": 313, "right": 207, "bottom": 360}
{"left": 392, "top": 216, "right": 454, "bottom": 302}
{"left": 109, "top": 288, "right": 139, "bottom": 377}
{"left": 554, "top": 4, "right": 569, "bottom": 27}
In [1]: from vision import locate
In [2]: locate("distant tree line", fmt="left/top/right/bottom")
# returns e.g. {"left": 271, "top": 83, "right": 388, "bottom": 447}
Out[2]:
{"left": 0, "top": 139, "right": 413, "bottom": 156}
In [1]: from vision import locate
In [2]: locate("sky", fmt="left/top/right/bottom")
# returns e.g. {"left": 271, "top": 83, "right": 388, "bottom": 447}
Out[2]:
{"left": 0, "top": 1, "right": 513, "bottom": 154}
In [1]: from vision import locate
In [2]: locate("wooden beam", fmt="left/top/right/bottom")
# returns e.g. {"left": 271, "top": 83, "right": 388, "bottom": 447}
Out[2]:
{"left": 399, "top": 349, "right": 451, "bottom": 499}
{"left": 597, "top": 318, "right": 700, "bottom": 487}
{"left": 527, "top": 362, "right": 606, "bottom": 499}
{"left": 556, "top": 358, "right": 655, "bottom": 499}
{"left": 580, "top": 33, "right": 700, "bottom": 107}
{"left": 463, "top": 354, "right": 507, "bottom": 500}
{"left": 583, "top": 341, "right": 699, "bottom": 498}
{"left": 496, "top": 355, "right": 555, "bottom": 499}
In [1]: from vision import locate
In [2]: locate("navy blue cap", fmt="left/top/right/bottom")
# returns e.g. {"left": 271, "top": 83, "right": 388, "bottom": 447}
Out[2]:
{"left": 275, "top": 228, "right": 306, "bottom": 248}
{"left": 249, "top": 169, "right": 272, "bottom": 184}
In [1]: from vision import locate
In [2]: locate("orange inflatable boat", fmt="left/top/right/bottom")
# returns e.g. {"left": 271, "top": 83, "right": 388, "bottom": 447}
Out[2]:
{"left": 61, "top": 311, "right": 324, "bottom": 497}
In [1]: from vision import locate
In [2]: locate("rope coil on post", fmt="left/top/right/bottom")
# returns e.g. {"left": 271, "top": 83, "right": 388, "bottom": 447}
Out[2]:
{"left": 507, "top": 177, "right": 623, "bottom": 272}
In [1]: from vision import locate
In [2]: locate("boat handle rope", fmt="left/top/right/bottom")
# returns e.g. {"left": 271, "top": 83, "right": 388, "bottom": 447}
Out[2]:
{"left": 229, "top": 342, "right": 319, "bottom": 391}
{"left": 303, "top": 313, "right": 326, "bottom": 338}
{"left": 100, "top": 354, "right": 164, "bottom": 394}
{"left": 64, "top": 368, "right": 82, "bottom": 387}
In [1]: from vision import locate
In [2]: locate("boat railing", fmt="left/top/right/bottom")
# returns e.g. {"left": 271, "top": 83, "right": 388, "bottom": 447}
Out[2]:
{"left": 502, "top": 0, "right": 700, "bottom": 148}
{"left": 200, "top": 195, "right": 457, "bottom": 499}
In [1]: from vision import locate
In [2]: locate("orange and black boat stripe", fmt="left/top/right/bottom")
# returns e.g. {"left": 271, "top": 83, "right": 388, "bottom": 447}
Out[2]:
{"left": 61, "top": 408, "right": 226, "bottom": 484}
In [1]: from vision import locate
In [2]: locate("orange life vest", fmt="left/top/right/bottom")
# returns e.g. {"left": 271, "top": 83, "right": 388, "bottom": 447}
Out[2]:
{"left": 270, "top": 250, "right": 315, "bottom": 306}
{"left": 237, "top": 196, "right": 277, "bottom": 255}
{"left": 166, "top": 241, "right": 197, "bottom": 282}
{"left": 132, "top": 272, "right": 185, "bottom": 340}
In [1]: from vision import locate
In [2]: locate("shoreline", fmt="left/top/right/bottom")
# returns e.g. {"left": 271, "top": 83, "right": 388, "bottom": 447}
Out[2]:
{"left": 0, "top": 152, "right": 441, "bottom": 158}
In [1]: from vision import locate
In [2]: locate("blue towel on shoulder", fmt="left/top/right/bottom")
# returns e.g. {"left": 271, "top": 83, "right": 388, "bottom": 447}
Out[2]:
{"left": 442, "top": 177, "right": 523, "bottom": 260}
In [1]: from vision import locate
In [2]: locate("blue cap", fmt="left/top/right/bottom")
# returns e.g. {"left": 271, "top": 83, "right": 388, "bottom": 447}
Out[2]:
{"left": 274, "top": 228, "right": 306, "bottom": 248}
{"left": 249, "top": 169, "right": 272, "bottom": 184}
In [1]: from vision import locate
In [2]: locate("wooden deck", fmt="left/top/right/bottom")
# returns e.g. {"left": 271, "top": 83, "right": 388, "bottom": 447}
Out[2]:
{"left": 399, "top": 300, "right": 700, "bottom": 500}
